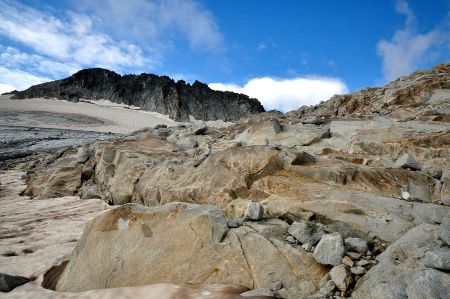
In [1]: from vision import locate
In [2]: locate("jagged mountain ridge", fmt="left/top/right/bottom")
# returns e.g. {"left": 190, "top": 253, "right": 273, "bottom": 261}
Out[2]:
{"left": 12, "top": 68, "right": 265, "bottom": 122}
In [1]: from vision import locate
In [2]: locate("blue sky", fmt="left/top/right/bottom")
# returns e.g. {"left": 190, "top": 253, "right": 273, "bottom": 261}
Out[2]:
{"left": 1, "top": 0, "right": 449, "bottom": 112}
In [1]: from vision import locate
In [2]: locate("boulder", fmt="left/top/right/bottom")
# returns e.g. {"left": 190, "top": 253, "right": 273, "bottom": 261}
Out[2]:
{"left": 288, "top": 220, "right": 325, "bottom": 246}
{"left": 56, "top": 203, "right": 327, "bottom": 294}
{"left": 344, "top": 237, "right": 368, "bottom": 253}
{"left": 405, "top": 269, "right": 450, "bottom": 299}
{"left": 330, "top": 264, "right": 353, "bottom": 291}
{"left": 0, "top": 273, "right": 29, "bottom": 292}
{"left": 394, "top": 153, "right": 421, "bottom": 171}
{"left": 423, "top": 250, "right": 450, "bottom": 271}
{"left": 244, "top": 202, "right": 264, "bottom": 220}
{"left": 313, "top": 233, "right": 345, "bottom": 266}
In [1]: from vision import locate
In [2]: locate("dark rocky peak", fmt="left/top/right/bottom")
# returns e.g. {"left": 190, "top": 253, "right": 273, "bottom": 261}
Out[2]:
{"left": 13, "top": 68, "right": 265, "bottom": 122}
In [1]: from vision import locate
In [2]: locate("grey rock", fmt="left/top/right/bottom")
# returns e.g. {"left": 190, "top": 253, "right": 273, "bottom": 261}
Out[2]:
{"left": 288, "top": 220, "right": 325, "bottom": 246}
{"left": 313, "top": 233, "right": 345, "bottom": 266}
{"left": 241, "top": 287, "right": 274, "bottom": 297}
{"left": 423, "top": 250, "right": 450, "bottom": 271}
{"left": 329, "top": 264, "right": 352, "bottom": 291}
{"left": 440, "top": 216, "right": 450, "bottom": 245}
{"left": 13, "top": 68, "right": 265, "bottom": 122}
{"left": 76, "top": 146, "right": 92, "bottom": 163}
{"left": 79, "top": 185, "right": 102, "bottom": 200}
{"left": 174, "top": 138, "right": 198, "bottom": 150}
{"left": 302, "top": 115, "right": 322, "bottom": 125}
{"left": 344, "top": 237, "right": 368, "bottom": 253}
{"left": 244, "top": 202, "right": 264, "bottom": 221}
{"left": 227, "top": 219, "right": 243, "bottom": 228}
{"left": 350, "top": 266, "right": 365, "bottom": 275}
{"left": 268, "top": 280, "right": 283, "bottom": 291}
{"left": 285, "top": 236, "right": 297, "bottom": 244}
{"left": 406, "top": 181, "right": 433, "bottom": 202}
{"left": 355, "top": 260, "right": 369, "bottom": 267}
{"left": 0, "top": 272, "right": 29, "bottom": 292}
{"left": 394, "top": 153, "right": 421, "bottom": 171}
{"left": 405, "top": 269, "right": 450, "bottom": 299}
{"left": 318, "top": 280, "right": 336, "bottom": 296}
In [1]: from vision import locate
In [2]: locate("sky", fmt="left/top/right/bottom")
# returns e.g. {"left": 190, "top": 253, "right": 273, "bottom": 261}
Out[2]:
{"left": 0, "top": 0, "right": 449, "bottom": 112}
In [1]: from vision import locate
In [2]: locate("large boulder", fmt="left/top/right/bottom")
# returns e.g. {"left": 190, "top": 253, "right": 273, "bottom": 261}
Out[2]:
{"left": 56, "top": 203, "right": 327, "bottom": 296}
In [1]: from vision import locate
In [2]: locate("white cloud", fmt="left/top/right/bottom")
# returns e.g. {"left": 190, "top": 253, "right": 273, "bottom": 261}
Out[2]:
{"left": 377, "top": 0, "right": 448, "bottom": 81}
{"left": 0, "top": 67, "right": 50, "bottom": 91}
{"left": 0, "top": 83, "right": 17, "bottom": 94}
{"left": 0, "top": 1, "right": 150, "bottom": 70}
{"left": 77, "top": 0, "right": 223, "bottom": 52}
{"left": 209, "top": 77, "right": 348, "bottom": 113}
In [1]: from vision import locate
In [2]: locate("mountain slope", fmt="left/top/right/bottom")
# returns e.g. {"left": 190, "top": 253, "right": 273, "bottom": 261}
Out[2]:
{"left": 13, "top": 68, "right": 265, "bottom": 122}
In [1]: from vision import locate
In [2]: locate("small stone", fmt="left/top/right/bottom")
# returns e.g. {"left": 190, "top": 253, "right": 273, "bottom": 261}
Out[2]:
{"left": 344, "top": 237, "right": 369, "bottom": 253}
{"left": 356, "top": 260, "right": 369, "bottom": 267}
{"left": 346, "top": 252, "right": 363, "bottom": 260}
{"left": 350, "top": 266, "right": 366, "bottom": 275}
{"left": 318, "top": 280, "right": 336, "bottom": 296}
{"left": 241, "top": 288, "right": 274, "bottom": 297}
{"left": 440, "top": 217, "right": 450, "bottom": 246}
{"left": 330, "top": 264, "right": 353, "bottom": 291}
{"left": 394, "top": 153, "right": 421, "bottom": 171}
{"left": 285, "top": 236, "right": 297, "bottom": 244}
{"left": 341, "top": 256, "right": 354, "bottom": 267}
{"left": 288, "top": 220, "right": 325, "bottom": 246}
{"left": 269, "top": 280, "right": 283, "bottom": 291}
{"left": 244, "top": 202, "right": 264, "bottom": 221}
{"left": 302, "top": 243, "right": 313, "bottom": 251}
{"left": 313, "top": 233, "right": 345, "bottom": 266}
{"left": 402, "top": 191, "right": 411, "bottom": 200}
{"left": 227, "top": 219, "right": 242, "bottom": 228}
{"left": 423, "top": 250, "right": 450, "bottom": 271}
{"left": 0, "top": 272, "right": 30, "bottom": 292}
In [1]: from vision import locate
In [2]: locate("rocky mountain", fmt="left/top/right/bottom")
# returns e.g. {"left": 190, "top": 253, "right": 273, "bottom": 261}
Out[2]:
{"left": 1, "top": 64, "right": 449, "bottom": 298}
{"left": 12, "top": 68, "right": 265, "bottom": 122}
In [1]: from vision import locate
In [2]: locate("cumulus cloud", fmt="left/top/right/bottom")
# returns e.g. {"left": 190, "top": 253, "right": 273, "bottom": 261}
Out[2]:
{"left": 0, "top": 67, "right": 50, "bottom": 91}
{"left": 0, "top": 83, "right": 17, "bottom": 94}
{"left": 209, "top": 77, "right": 348, "bottom": 113}
{"left": 0, "top": 1, "right": 149, "bottom": 69}
{"left": 77, "top": 0, "right": 223, "bottom": 52}
{"left": 377, "top": 0, "right": 449, "bottom": 81}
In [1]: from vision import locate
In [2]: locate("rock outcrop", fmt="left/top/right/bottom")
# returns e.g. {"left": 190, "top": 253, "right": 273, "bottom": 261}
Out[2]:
{"left": 6, "top": 64, "right": 450, "bottom": 298}
{"left": 12, "top": 68, "right": 265, "bottom": 122}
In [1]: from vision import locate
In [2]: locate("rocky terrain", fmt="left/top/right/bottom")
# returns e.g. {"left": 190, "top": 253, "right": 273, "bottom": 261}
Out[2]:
{"left": 1, "top": 64, "right": 450, "bottom": 298}
{"left": 12, "top": 68, "right": 265, "bottom": 122}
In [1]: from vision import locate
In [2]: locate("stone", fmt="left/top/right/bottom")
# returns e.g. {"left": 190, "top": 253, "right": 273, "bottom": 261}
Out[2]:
{"left": 192, "top": 122, "right": 208, "bottom": 135}
{"left": 313, "top": 233, "right": 345, "bottom": 266}
{"left": 440, "top": 216, "right": 450, "bottom": 245}
{"left": 79, "top": 184, "right": 102, "bottom": 200}
{"left": 346, "top": 252, "right": 363, "bottom": 260}
{"left": 344, "top": 237, "right": 368, "bottom": 253}
{"left": 56, "top": 203, "right": 327, "bottom": 292}
{"left": 341, "top": 256, "right": 354, "bottom": 267}
{"left": 76, "top": 146, "right": 93, "bottom": 163}
{"left": 244, "top": 202, "right": 264, "bottom": 220}
{"left": 405, "top": 269, "right": 450, "bottom": 299}
{"left": 318, "top": 280, "right": 336, "bottom": 296}
{"left": 423, "top": 250, "right": 450, "bottom": 271}
{"left": 0, "top": 273, "right": 29, "bottom": 292}
{"left": 174, "top": 137, "right": 198, "bottom": 150}
{"left": 355, "top": 260, "right": 369, "bottom": 267}
{"left": 329, "top": 265, "right": 353, "bottom": 291}
{"left": 301, "top": 115, "right": 322, "bottom": 125}
{"left": 285, "top": 236, "right": 296, "bottom": 244}
{"left": 302, "top": 243, "right": 312, "bottom": 251}
{"left": 350, "top": 266, "right": 365, "bottom": 275}
{"left": 288, "top": 220, "right": 325, "bottom": 246}
{"left": 401, "top": 191, "right": 411, "bottom": 200}
{"left": 394, "top": 153, "right": 421, "bottom": 171}
{"left": 227, "top": 219, "right": 243, "bottom": 228}
{"left": 268, "top": 280, "right": 283, "bottom": 291}
{"left": 240, "top": 288, "right": 274, "bottom": 297}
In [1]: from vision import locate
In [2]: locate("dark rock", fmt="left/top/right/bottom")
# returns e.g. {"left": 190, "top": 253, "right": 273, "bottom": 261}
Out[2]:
{"left": 0, "top": 272, "right": 30, "bottom": 292}
{"left": 13, "top": 68, "right": 265, "bottom": 122}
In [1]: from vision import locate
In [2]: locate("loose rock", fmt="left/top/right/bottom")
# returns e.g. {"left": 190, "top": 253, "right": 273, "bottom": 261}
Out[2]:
{"left": 244, "top": 202, "right": 264, "bottom": 221}
{"left": 288, "top": 220, "right": 325, "bottom": 246}
{"left": 344, "top": 237, "right": 369, "bottom": 253}
{"left": 330, "top": 265, "right": 353, "bottom": 291}
{"left": 313, "top": 233, "right": 345, "bottom": 266}
{"left": 394, "top": 153, "right": 421, "bottom": 171}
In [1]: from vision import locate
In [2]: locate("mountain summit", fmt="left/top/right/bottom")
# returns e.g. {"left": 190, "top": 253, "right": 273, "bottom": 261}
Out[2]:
{"left": 13, "top": 68, "right": 265, "bottom": 122}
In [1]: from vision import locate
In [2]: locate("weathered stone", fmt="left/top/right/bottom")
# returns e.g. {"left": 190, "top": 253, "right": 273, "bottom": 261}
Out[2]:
{"left": 341, "top": 256, "right": 354, "bottom": 267}
{"left": 174, "top": 137, "right": 198, "bottom": 150}
{"left": 344, "top": 237, "right": 368, "bottom": 253}
{"left": 240, "top": 288, "right": 274, "bottom": 297}
{"left": 285, "top": 236, "right": 296, "bottom": 244}
{"left": 318, "top": 280, "right": 336, "bottom": 296}
{"left": 405, "top": 269, "right": 450, "bottom": 299}
{"left": 330, "top": 265, "right": 353, "bottom": 291}
{"left": 423, "top": 250, "right": 450, "bottom": 271}
{"left": 288, "top": 220, "right": 325, "bottom": 246}
{"left": 56, "top": 203, "right": 327, "bottom": 292}
{"left": 301, "top": 115, "right": 322, "bottom": 125}
{"left": 0, "top": 273, "right": 29, "bottom": 292}
{"left": 440, "top": 216, "right": 450, "bottom": 245}
{"left": 346, "top": 252, "right": 363, "bottom": 260}
{"left": 227, "top": 219, "right": 243, "bottom": 228}
{"left": 394, "top": 153, "right": 421, "bottom": 171}
{"left": 79, "top": 184, "right": 102, "bottom": 200}
{"left": 244, "top": 202, "right": 264, "bottom": 220}
{"left": 350, "top": 266, "right": 365, "bottom": 275}
{"left": 313, "top": 233, "right": 345, "bottom": 266}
